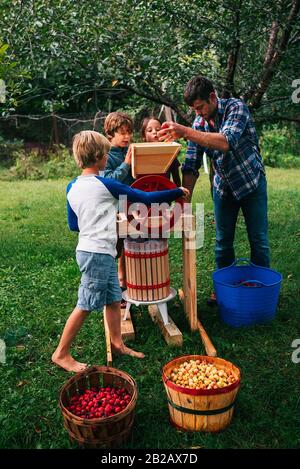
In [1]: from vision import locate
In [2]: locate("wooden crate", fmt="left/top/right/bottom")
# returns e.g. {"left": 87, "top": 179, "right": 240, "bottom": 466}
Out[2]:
{"left": 131, "top": 142, "right": 181, "bottom": 178}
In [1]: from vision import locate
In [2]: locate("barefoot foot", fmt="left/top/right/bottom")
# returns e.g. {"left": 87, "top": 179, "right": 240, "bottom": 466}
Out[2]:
{"left": 111, "top": 343, "right": 145, "bottom": 359}
{"left": 52, "top": 352, "right": 88, "bottom": 372}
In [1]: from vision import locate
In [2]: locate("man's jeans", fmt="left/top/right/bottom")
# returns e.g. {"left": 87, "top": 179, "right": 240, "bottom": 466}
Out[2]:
{"left": 213, "top": 173, "right": 270, "bottom": 269}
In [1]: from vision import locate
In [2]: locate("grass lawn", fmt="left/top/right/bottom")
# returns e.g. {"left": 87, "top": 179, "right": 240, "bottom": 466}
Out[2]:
{"left": 0, "top": 167, "right": 299, "bottom": 449}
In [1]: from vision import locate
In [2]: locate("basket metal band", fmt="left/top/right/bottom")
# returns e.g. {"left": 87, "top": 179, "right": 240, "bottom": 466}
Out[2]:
{"left": 126, "top": 279, "right": 170, "bottom": 290}
{"left": 167, "top": 397, "right": 236, "bottom": 416}
{"left": 124, "top": 249, "right": 168, "bottom": 259}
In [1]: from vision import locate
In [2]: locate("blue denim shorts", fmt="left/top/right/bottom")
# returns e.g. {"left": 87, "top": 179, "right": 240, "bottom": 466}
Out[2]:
{"left": 76, "top": 251, "right": 122, "bottom": 312}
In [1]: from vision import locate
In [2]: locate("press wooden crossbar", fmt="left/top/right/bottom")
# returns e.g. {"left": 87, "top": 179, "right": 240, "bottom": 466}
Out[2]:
{"left": 103, "top": 308, "right": 112, "bottom": 367}
{"left": 117, "top": 211, "right": 194, "bottom": 237}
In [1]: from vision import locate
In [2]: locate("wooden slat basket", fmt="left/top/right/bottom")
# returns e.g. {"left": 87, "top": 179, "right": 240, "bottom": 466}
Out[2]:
{"left": 124, "top": 239, "right": 170, "bottom": 301}
{"left": 162, "top": 355, "right": 241, "bottom": 432}
{"left": 59, "top": 365, "right": 138, "bottom": 448}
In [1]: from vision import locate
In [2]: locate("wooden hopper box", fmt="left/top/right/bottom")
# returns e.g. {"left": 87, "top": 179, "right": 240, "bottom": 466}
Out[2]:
{"left": 130, "top": 142, "right": 181, "bottom": 178}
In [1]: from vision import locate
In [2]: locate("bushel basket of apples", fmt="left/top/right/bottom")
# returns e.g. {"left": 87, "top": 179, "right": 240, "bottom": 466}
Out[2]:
{"left": 59, "top": 365, "right": 137, "bottom": 448}
{"left": 162, "top": 355, "right": 241, "bottom": 432}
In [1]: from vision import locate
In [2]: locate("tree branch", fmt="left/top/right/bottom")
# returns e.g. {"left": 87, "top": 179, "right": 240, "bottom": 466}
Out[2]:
{"left": 276, "top": 116, "right": 300, "bottom": 123}
{"left": 255, "top": 115, "right": 300, "bottom": 124}
{"left": 121, "top": 83, "right": 192, "bottom": 125}
{"left": 161, "top": 3, "right": 223, "bottom": 47}
{"left": 249, "top": 0, "right": 300, "bottom": 110}
{"left": 242, "top": 20, "right": 280, "bottom": 102}
{"left": 289, "top": 31, "right": 300, "bottom": 44}
{"left": 221, "top": 0, "right": 242, "bottom": 98}
{"left": 263, "top": 20, "right": 280, "bottom": 67}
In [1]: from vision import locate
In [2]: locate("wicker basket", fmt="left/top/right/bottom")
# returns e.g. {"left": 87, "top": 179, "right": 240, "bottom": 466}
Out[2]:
{"left": 162, "top": 355, "right": 241, "bottom": 432}
{"left": 59, "top": 365, "right": 138, "bottom": 448}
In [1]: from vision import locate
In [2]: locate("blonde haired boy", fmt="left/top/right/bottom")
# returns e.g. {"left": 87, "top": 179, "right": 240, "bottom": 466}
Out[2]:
{"left": 52, "top": 130, "right": 188, "bottom": 372}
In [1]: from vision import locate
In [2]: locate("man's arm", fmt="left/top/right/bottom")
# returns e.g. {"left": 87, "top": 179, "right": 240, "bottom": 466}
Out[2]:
{"left": 185, "top": 126, "right": 229, "bottom": 152}
{"left": 158, "top": 122, "right": 229, "bottom": 153}
{"left": 219, "top": 101, "right": 250, "bottom": 151}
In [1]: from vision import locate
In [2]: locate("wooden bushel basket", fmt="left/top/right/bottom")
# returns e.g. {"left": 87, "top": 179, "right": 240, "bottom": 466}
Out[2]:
{"left": 162, "top": 355, "right": 241, "bottom": 432}
{"left": 59, "top": 365, "right": 138, "bottom": 448}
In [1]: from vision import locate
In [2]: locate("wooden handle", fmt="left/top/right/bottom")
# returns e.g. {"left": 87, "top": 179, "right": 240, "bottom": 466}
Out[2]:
{"left": 103, "top": 308, "right": 113, "bottom": 366}
{"left": 197, "top": 319, "right": 217, "bottom": 357}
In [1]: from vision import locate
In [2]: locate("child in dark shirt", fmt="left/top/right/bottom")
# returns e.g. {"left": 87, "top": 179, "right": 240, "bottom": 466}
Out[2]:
{"left": 103, "top": 112, "right": 135, "bottom": 301}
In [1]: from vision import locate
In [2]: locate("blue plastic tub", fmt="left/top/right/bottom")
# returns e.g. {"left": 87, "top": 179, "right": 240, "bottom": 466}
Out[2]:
{"left": 213, "top": 258, "right": 282, "bottom": 327}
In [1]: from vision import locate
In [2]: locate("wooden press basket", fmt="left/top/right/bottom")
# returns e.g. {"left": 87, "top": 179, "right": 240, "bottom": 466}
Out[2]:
{"left": 59, "top": 365, "right": 138, "bottom": 448}
{"left": 124, "top": 239, "right": 170, "bottom": 302}
{"left": 162, "top": 355, "right": 241, "bottom": 432}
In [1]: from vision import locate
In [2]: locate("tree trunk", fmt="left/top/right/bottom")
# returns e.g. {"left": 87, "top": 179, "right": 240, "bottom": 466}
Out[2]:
{"left": 221, "top": 1, "right": 242, "bottom": 98}
{"left": 222, "top": 42, "right": 240, "bottom": 98}
{"left": 248, "top": 0, "right": 300, "bottom": 110}
{"left": 263, "top": 20, "right": 279, "bottom": 67}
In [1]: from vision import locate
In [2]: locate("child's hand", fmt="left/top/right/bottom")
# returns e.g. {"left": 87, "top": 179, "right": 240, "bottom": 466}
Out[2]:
{"left": 179, "top": 187, "right": 190, "bottom": 199}
{"left": 125, "top": 146, "right": 132, "bottom": 165}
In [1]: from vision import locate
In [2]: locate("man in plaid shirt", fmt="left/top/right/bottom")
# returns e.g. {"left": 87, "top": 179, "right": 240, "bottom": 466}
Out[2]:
{"left": 159, "top": 76, "right": 269, "bottom": 303}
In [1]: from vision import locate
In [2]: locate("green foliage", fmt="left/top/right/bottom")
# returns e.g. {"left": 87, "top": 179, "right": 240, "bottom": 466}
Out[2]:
{"left": 0, "top": 38, "right": 29, "bottom": 112}
{"left": 260, "top": 125, "right": 300, "bottom": 168}
{"left": 0, "top": 1, "right": 298, "bottom": 120}
{"left": 0, "top": 135, "right": 23, "bottom": 167}
{"left": 5, "top": 145, "right": 79, "bottom": 180}
{"left": 43, "top": 146, "right": 79, "bottom": 179}
{"left": 11, "top": 151, "right": 44, "bottom": 180}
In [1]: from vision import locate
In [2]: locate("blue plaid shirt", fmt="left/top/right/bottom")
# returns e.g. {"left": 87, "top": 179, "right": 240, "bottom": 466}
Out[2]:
{"left": 182, "top": 98, "right": 265, "bottom": 200}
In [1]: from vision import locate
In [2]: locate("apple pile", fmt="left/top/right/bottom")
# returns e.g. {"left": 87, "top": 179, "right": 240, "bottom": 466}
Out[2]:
{"left": 168, "top": 359, "right": 237, "bottom": 390}
{"left": 66, "top": 386, "right": 132, "bottom": 419}
{"left": 233, "top": 279, "right": 260, "bottom": 287}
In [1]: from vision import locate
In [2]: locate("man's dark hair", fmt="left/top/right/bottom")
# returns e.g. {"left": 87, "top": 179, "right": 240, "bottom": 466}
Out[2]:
{"left": 184, "top": 76, "right": 215, "bottom": 106}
